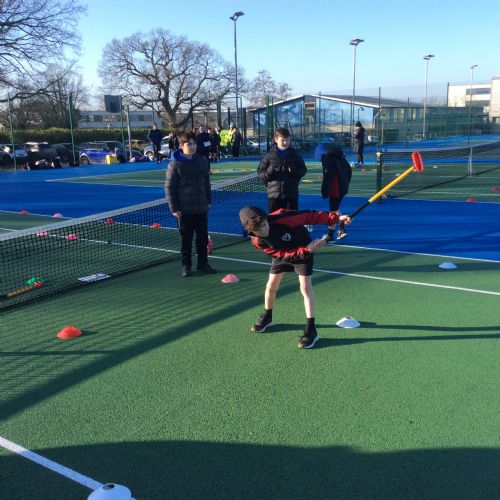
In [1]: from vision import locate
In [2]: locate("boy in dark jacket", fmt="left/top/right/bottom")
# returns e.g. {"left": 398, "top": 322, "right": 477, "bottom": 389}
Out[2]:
{"left": 320, "top": 145, "right": 352, "bottom": 241}
{"left": 257, "top": 128, "right": 307, "bottom": 212}
{"left": 239, "top": 206, "right": 351, "bottom": 349}
{"left": 165, "top": 131, "right": 216, "bottom": 277}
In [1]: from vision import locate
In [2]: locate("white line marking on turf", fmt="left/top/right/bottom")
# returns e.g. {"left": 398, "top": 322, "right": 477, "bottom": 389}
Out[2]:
{"left": 208, "top": 255, "right": 500, "bottom": 296}
{"left": 0, "top": 435, "right": 102, "bottom": 491}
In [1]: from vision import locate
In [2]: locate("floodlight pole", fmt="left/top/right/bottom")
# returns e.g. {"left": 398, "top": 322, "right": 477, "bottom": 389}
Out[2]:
{"left": 230, "top": 11, "right": 245, "bottom": 129}
{"left": 422, "top": 54, "right": 434, "bottom": 139}
{"left": 350, "top": 38, "right": 364, "bottom": 152}
{"left": 7, "top": 93, "right": 17, "bottom": 171}
{"left": 467, "top": 64, "right": 478, "bottom": 144}
{"left": 67, "top": 92, "right": 77, "bottom": 165}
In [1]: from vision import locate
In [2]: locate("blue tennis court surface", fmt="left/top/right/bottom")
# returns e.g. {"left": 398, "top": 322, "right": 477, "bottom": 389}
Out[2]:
{"left": 1, "top": 164, "right": 499, "bottom": 262}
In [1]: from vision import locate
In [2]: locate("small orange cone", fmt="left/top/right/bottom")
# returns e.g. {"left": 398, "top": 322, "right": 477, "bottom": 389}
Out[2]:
{"left": 20, "top": 209, "right": 29, "bottom": 215}
{"left": 221, "top": 274, "right": 240, "bottom": 284}
{"left": 492, "top": 186, "right": 499, "bottom": 193}
{"left": 466, "top": 197, "right": 476, "bottom": 202}
{"left": 53, "top": 213, "right": 63, "bottom": 218}
{"left": 57, "top": 326, "right": 82, "bottom": 339}
{"left": 150, "top": 223, "right": 161, "bottom": 229}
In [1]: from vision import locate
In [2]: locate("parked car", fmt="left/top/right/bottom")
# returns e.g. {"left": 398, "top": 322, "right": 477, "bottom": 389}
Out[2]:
{"left": 245, "top": 138, "right": 268, "bottom": 154}
{"left": 52, "top": 143, "right": 79, "bottom": 165}
{"left": 143, "top": 136, "right": 171, "bottom": 160}
{"left": 78, "top": 141, "right": 126, "bottom": 165}
{"left": 0, "top": 143, "right": 28, "bottom": 165}
{"left": 24, "top": 142, "right": 58, "bottom": 160}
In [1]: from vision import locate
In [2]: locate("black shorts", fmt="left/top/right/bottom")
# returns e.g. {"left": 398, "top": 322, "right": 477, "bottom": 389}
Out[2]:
{"left": 270, "top": 257, "right": 313, "bottom": 276}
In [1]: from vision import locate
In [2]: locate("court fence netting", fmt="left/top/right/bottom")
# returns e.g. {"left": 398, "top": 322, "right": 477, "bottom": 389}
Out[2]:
{"left": 0, "top": 174, "right": 266, "bottom": 309}
{"left": 378, "top": 139, "right": 500, "bottom": 197}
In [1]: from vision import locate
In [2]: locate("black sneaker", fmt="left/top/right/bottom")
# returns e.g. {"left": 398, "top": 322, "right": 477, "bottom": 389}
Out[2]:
{"left": 182, "top": 266, "right": 192, "bottom": 277}
{"left": 251, "top": 313, "right": 273, "bottom": 333}
{"left": 197, "top": 263, "right": 216, "bottom": 273}
{"left": 298, "top": 327, "right": 320, "bottom": 349}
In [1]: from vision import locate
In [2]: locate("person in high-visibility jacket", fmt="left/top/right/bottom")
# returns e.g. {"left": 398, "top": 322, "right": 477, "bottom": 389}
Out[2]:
{"left": 219, "top": 128, "right": 231, "bottom": 157}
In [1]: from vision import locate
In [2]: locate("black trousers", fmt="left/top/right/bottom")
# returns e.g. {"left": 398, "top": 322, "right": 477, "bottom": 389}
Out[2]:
{"left": 153, "top": 144, "right": 161, "bottom": 161}
{"left": 178, "top": 213, "right": 209, "bottom": 267}
{"left": 268, "top": 197, "right": 298, "bottom": 213}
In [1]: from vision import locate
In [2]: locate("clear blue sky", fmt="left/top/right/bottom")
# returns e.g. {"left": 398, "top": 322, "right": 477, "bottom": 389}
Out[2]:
{"left": 79, "top": 0, "right": 500, "bottom": 100}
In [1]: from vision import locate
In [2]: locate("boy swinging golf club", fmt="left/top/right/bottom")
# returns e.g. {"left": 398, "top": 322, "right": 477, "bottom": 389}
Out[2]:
{"left": 239, "top": 206, "right": 351, "bottom": 349}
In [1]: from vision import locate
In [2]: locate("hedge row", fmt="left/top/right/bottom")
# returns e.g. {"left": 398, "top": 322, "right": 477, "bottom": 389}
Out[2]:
{"left": 0, "top": 127, "right": 156, "bottom": 145}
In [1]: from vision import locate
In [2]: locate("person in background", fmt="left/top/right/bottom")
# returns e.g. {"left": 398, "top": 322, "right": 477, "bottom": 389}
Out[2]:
{"left": 257, "top": 127, "right": 307, "bottom": 213}
{"left": 353, "top": 121, "right": 365, "bottom": 167}
{"left": 165, "top": 131, "right": 216, "bottom": 277}
{"left": 196, "top": 125, "right": 212, "bottom": 169}
{"left": 239, "top": 205, "right": 351, "bottom": 349}
{"left": 147, "top": 123, "right": 163, "bottom": 163}
{"left": 219, "top": 127, "right": 231, "bottom": 158}
{"left": 209, "top": 126, "right": 221, "bottom": 161}
{"left": 319, "top": 145, "right": 352, "bottom": 241}
{"left": 51, "top": 157, "right": 63, "bottom": 168}
{"left": 231, "top": 126, "right": 242, "bottom": 158}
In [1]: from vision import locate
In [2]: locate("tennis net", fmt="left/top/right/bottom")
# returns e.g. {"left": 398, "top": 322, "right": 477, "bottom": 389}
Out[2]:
{"left": 0, "top": 173, "right": 266, "bottom": 309}
{"left": 379, "top": 140, "right": 500, "bottom": 198}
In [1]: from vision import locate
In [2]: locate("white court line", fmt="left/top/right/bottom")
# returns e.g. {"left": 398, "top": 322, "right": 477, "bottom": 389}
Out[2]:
{"left": 0, "top": 436, "right": 102, "bottom": 491}
{"left": 208, "top": 255, "right": 500, "bottom": 297}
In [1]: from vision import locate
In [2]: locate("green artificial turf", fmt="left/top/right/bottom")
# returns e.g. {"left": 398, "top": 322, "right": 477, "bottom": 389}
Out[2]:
{"left": 1, "top": 243, "right": 499, "bottom": 499}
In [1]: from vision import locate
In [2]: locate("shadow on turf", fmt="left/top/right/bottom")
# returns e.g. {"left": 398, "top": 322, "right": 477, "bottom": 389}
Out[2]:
{"left": 1, "top": 441, "right": 499, "bottom": 499}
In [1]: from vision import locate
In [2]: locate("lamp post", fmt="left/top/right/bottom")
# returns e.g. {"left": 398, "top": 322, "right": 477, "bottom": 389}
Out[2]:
{"left": 357, "top": 106, "right": 364, "bottom": 122}
{"left": 422, "top": 54, "right": 434, "bottom": 139}
{"left": 350, "top": 38, "right": 364, "bottom": 151}
{"left": 468, "top": 64, "right": 478, "bottom": 144}
{"left": 230, "top": 11, "right": 245, "bottom": 129}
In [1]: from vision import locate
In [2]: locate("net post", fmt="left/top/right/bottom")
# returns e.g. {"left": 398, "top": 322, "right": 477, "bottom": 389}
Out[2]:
{"left": 376, "top": 150, "right": 383, "bottom": 204}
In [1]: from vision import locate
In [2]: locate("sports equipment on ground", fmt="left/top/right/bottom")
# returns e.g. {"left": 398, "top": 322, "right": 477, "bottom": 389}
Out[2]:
{"left": 438, "top": 262, "right": 457, "bottom": 269}
{"left": 336, "top": 316, "right": 361, "bottom": 328}
{"left": 337, "top": 152, "right": 424, "bottom": 239}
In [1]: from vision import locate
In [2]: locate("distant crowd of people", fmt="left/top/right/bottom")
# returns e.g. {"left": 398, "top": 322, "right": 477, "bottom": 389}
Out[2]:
{"left": 144, "top": 123, "right": 243, "bottom": 164}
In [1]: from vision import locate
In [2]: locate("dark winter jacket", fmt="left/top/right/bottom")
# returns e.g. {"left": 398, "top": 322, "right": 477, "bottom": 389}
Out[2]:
{"left": 196, "top": 131, "right": 212, "bottom": 158}
{"left": 320, "top": 147, "right": 352, "bottom": 199}
{"left": 165, "top": 150, "right": 211, "bottom": 215}
{"left": 257, "top": 147, "right": 307, "bottom": 200}
{"left": 148, "top": 128, "right": 163, "bottom": 146}
{"left": 354, "top": 126, "right": 365, "bottom": 152}
{"left": 251, "top": 209, "right": 339, "bottom": 264}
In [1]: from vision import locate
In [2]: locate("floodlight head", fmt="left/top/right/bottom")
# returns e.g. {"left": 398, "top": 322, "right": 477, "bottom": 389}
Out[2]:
{"left": 470, "top": 64, "right": 478, "bottom": 70}
{"left": 230, "top": 11, "right": 245, "bottom": 21}
{"left": 411, "top": 152, "right": 424, "bottom": 173}
{"left": 350, "top": 38, "right": 364, "bottom": 46}
{"left": 423, "top": 54, "right": 435, "bottom": 61}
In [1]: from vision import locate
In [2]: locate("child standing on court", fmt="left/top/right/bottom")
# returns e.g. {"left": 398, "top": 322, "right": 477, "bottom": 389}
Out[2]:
{"left": 257, "top": 128, "right": 307, "bottom": 212}
{"left": 320, "top": 145, "right": 352, "bottom": 241}
{"left": 239, "top": 206, "right": 351, "bottom": 349}
{"left": 165, "top": 131, "right": 216, "bottom": 277}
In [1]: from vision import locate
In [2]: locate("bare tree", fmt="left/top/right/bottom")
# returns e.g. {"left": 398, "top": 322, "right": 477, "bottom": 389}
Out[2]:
{"left": 246, "top": 70, "right": 293, "bottom": 108}
{"left": 5, "top": 64, "right": 89, "bottom": 128}
{"left": 0, "top": 0, "right": 86, "bottom": 100}
{"left": 98, "top": 29, "right": 234, "bottom": 130}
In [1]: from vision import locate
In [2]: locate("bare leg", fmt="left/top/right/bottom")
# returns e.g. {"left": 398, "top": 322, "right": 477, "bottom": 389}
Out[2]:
{"left": 298, "top": 275, "right": 315, "bottom": 318}
{"left": 264, "top": 273, "right": 284, "bottom": 310}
